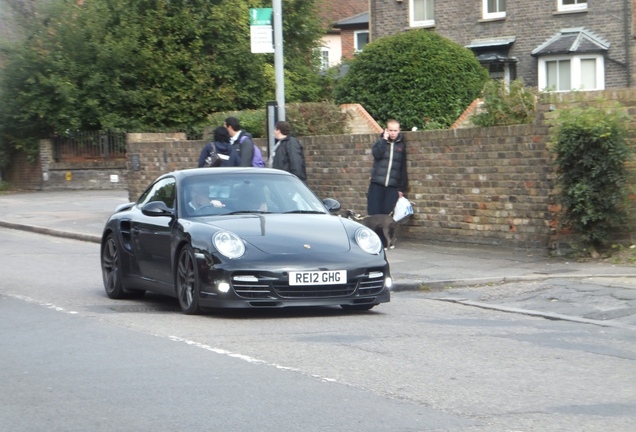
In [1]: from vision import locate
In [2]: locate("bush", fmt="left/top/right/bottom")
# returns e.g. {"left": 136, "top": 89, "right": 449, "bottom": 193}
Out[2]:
{"left": 285, "top": 102, "right": 350, "bottom": 137}
{"left": 549, "top": 102, "right": 631, "bottom": 251}
{"left": 471, "top": 79, "right": 537, "bottom": 127}
{"left": 206, "top": 110, "right": 265, "bottom": 139}
{"left": 334, "top": 30, "right": 489, "bottom": 130}
{"left": 207, "top": 102, "right": 349, "bottom": 138}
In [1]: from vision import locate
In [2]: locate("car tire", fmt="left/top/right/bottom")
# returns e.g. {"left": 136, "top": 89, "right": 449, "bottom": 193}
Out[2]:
{"left": 102, "top": 233, "right": 127, "bottom": 299}
{"left": 176, "top": 245, "right": 202, "bottom": 315}
{"left": 341, "top": 304, "right": 375, "bottom": 311}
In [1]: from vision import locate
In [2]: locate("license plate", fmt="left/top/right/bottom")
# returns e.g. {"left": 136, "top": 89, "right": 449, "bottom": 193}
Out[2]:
{"left": 289, "top": 270, "right": 347, "bottom": 286}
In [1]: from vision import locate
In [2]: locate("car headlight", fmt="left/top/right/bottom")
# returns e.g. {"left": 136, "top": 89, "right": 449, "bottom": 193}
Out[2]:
{"left": 213, "top": 231, "right": 245, "bottom": 259}
{"left": 355, "top": 228, "right": 383, "bottom": 254}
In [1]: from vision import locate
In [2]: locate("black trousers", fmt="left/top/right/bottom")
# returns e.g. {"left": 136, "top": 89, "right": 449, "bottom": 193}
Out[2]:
{"left": 367, "top": 182, "right": 399, "bottom": 215}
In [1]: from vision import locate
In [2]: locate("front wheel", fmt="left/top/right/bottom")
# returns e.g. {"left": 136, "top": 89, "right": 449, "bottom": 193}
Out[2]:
{"left": 176, "top": 245, "right": 202, "bottom": 315}
{"left": 102, "top": 234, "right": 125, "bottom": 299}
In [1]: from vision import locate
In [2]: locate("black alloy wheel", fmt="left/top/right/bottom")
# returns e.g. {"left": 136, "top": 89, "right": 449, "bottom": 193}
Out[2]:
{"left": 102, "top": 233, "right": 145, "bottom": 299}
{"left": 102, "top": 234, "right": 126, "bottom": 299}
{"left": 176, "top": 245, "right": 202, "bottom": 315}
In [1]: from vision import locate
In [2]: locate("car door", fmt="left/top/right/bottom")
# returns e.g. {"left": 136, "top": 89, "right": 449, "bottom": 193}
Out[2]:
{"left": 131, "top": 177, "right": 176, "bottom": 288}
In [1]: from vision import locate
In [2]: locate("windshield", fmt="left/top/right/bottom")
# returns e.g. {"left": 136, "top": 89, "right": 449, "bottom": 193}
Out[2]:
{"left": 180, "top": 172, "right": 328, "bottom": 217}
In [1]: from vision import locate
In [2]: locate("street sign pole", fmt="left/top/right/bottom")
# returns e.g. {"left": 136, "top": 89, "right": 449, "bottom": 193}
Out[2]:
{"left": 273, "top": 0, "right": 285, "bottom": 121}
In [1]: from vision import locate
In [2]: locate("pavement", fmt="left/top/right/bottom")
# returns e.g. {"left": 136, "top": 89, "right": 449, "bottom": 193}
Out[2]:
{"left": 1, "top": 189, "right": 636, "bottom": 330}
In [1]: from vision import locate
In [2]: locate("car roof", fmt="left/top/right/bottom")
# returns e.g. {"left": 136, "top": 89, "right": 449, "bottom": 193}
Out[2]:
{"left": 160, "top": 168, "right": 293, "bottom": 182}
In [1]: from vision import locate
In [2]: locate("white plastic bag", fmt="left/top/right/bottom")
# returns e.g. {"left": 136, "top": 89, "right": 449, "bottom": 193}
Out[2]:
{"left": 393, "top": 196, "right": 413, "bottom": 222}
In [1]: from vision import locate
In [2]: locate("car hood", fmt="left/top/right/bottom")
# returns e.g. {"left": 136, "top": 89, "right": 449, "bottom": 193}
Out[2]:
{"left": 196, "top": 214, "right": 350, "bottom": 254}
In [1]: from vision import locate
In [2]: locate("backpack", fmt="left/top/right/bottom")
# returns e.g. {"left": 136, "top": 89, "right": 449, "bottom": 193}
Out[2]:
{"left": 240, "top": 135, "right": 266, "bottom": 168}
{"left": 203, "top": 143, "right": 222, "bottom": 168}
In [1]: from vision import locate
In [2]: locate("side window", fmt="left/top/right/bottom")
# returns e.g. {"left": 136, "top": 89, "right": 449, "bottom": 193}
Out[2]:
{"left": 545, "top": 59, "right": 572, "bottom": 91}
{"left": 410, "top": 0, "right": 434, "bottom": 28}
{"left": 320, "top": 48, "right": 330, "bottom": 71}
{"left": 354, "top": 31, "right": 369, "bottom": 52}
{"left": 138, "top": 178, "right": 176, "bottom": 209}
{"left": 482, "top": 0, "right": 506, "bottom": 20}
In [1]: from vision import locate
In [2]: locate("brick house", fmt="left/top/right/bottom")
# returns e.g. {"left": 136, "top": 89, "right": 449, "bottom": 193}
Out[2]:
{"left": 369, "top": 0, "right": 635, "bottom": 90}
{"left": 334, "top": 12, "right": 370, "bottom": 61}
{"left": 317, "top": 0, "right": 368, "bottom": 69}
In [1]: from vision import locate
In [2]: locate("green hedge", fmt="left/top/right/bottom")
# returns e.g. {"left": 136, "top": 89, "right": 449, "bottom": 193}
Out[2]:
{"left": 549, "top": 102, "right": 631, "bottom": 251}
{"left": 335, "top": 30, "right": 489, "bottom": 129}
{"left": 207, "top": 102, "right": 349, "bottom": 138}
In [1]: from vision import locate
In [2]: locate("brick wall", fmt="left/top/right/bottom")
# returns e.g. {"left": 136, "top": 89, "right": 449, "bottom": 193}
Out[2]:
{"left": 4, "top": 152, "right": 42, "bottom": 190}
{"left": 369, "top": 0, "right": 407, "bottom": 40}
{"left": 124, "top": 126, "right": 553, "bottom": 249}
{"left": 126, "top": 133, "right": 201, "bottom": 198}
{"left": 37, "top": 140, "right": 128, "bottom": 190}
{"left": 124, "top": 89, "right": 636, "bottom": 250}
{"left": 378, "top": 125, "right": 553, "bottom": 249}
{"left": 340, "top": 30, "right": 355, "bottom": 60}
{"left": 341, "top": 104, "right": 383, "bottom": 134}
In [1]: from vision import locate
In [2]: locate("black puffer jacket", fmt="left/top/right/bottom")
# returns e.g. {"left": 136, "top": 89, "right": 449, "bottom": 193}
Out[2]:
{"left": 370, "top": 132, "right": 408, "bottom": 192}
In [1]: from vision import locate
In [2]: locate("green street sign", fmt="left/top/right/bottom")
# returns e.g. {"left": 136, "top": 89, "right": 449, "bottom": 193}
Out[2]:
{"left": 250, "top": 8, "right": 273, "bottom": 26}
{"left": 250, "top": 8, "right": 274, "bottom": 54}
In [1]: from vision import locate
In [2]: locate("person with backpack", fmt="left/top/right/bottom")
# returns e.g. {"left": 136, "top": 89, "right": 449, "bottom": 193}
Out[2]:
{"left": 225, "top": 116, "right": 265, "bottom": 168}
{"left": 197, "top": 126, "right": 240, "bottom": 168}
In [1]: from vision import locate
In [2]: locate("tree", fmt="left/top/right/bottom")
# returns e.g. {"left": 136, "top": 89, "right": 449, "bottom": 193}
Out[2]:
{"left": 0, "top": 0, "right": 327, "bottom": 169}
{"left": 334, "top": 30, "right": 489, "bottom": 129}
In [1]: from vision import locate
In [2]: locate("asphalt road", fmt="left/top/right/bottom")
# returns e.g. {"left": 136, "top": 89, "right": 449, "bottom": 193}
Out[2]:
{"left": 1, "top": 228, "right": 635, "bottom": 431}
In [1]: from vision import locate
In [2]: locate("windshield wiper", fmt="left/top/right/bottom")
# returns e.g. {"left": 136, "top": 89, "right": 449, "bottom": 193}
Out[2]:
{"left": 226, "top": 210, "right": 272, "bottom": 215}
{"left": 283, "top": 210, "right": 325, "bottom": 214}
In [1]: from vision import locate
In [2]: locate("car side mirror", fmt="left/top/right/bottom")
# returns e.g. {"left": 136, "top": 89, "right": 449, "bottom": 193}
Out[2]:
{"left": 141, "top": 201, "right": 175, "bottom": 217}
{"left": 323, "top": 198, "right": 341, "bottom": 213}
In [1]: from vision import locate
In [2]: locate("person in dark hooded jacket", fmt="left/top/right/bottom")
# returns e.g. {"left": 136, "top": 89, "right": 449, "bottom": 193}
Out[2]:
{"left": 271, "top": 121, "right": 307, "bottom": 183}
{"left": 198, "top": 126, "right": 241, "bottom": 168}
{"left": 367, "top": 119, "right": 408, "bottom": 215}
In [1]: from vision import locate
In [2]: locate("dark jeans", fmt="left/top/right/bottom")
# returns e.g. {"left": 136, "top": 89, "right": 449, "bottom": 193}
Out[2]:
{"left": 367, "top": 182, "right": 399, "bottom": 215}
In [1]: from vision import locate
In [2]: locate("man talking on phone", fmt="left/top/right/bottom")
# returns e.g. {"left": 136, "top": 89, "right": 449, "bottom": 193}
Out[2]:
{"left": 367, "top": 119, "right": 408, "bottom": 216}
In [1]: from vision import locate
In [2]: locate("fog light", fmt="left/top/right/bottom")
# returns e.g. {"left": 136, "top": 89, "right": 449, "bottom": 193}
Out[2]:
{"left": 385, "top": 277, "right": 393, "bottom": 289}
{"left": 217, "top": 282, "right": 230, "bottom": 293}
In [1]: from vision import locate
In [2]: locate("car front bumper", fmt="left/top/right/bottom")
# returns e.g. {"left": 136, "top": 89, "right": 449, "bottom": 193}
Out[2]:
{"left": 197, "top": 265, "right": 391, "bottom": 309}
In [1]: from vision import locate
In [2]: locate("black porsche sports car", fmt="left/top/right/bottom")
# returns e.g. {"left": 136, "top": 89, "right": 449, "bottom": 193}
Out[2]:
{"left": 100, "top": 168, "right": 392, "bottom": 314}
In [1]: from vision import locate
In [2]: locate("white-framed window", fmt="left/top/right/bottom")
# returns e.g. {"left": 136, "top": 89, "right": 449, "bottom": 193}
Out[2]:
{"left": 410, "top": 0, "right": 434, "bottom": 27}
{"left": 320, "top": 48, "right": 330, "bottom": 71}
{"left": 537, "top": 55, "right": 604, "bottom": 91}
{"left": 483, "top": 0, "right": 506, "bottom": 19}
{"left": 354, "top": 30, "right": 369, "bottom": 52}
{"left": 558, "top": 0, "right": 587, "bottom": 12}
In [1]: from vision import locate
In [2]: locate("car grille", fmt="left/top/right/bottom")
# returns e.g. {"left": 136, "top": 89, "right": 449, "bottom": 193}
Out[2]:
{"left": 273, "top": 281, "right": 357, "bottom": 298}
{"left": 232, "top": 269, "right": 385, "bottom": 299}
{"left": 357, "top": 277, "right": 386, "bottom": 296}
{"left": 231, "top": 281, "right": 271, "bottom": 299}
